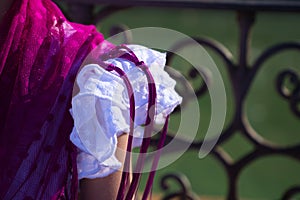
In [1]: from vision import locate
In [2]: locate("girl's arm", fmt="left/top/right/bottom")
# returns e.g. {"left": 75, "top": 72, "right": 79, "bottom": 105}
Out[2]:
{"left": 73, "top": 85, "right": 129, "bottom": 200}
{"left": 79, "top": 133, "right": 129, "bottom": 200}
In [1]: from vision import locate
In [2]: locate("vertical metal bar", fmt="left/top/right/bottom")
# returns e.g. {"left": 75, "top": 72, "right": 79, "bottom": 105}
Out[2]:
{"left": 233, "top": 11, "right": 256, "bottom": 121}
{"left": 227, "top": 171, "right": 238, "bottom": 200}
{"left": 237, "top": 11, "right": 255, "bottom": 70}
{"left": 226, "top": 11, "right": 256, "bottom": 200}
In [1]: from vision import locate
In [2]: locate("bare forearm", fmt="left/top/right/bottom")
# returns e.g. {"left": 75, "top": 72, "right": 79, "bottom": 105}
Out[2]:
{"left": 79, "top": 133, "right": 129, "bottom": 200}
{"left": 79, "top": 171, "right": 123, "bottom": 200}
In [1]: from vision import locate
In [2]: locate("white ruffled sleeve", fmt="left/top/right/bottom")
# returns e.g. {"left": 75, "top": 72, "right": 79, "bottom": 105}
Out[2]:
{"left": 70, "top": 45, "right": 182, "bottom": 179}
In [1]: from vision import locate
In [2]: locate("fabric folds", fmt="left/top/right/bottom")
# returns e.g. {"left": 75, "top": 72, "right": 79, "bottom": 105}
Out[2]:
{"left": 0, "top": 0, "right": 113, "bottom": 199}
{"left": 70, "top": 45, "right": 182, "bottom": 179}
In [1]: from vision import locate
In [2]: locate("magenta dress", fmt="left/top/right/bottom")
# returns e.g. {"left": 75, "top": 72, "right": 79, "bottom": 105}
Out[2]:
{"left": 0, "top": 0, "right": 113, "bottom": 199}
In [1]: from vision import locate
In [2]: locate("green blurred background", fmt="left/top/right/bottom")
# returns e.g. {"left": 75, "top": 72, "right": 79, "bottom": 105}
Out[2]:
{"left": 96, "top": 6, "right": 300, "bottom": 200}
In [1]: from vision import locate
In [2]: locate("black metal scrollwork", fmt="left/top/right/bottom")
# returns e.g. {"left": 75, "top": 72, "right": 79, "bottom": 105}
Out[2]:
{"left": 277, "top": 69, "right": 300, "bottom": 117}
{"left": 160, "top": 173, "right": 198, "bottom": 200}
{"left": 158, "top": 11, "right": 300, "bottom": 200}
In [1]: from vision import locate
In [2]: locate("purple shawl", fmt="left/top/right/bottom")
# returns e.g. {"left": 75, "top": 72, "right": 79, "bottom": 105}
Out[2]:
{"left": 0, "top": 0, "right": 113, "bottom": 199}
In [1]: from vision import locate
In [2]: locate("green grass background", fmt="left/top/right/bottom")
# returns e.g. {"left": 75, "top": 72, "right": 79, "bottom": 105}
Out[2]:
{"left": 97, "top": 7, "right": 300, "bottom": 200}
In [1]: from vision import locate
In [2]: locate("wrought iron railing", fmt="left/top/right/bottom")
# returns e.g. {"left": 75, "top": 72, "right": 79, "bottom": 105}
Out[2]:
{"left": 54, "top": 1, "right": 300, "bottom": 199}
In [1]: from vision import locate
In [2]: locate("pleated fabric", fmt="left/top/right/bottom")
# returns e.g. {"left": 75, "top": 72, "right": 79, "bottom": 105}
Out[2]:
{"left": 0, "top": 0, "right": 113, "bottom": 199}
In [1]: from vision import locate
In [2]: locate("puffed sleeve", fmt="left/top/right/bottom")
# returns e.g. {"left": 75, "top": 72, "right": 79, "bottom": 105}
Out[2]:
{"left": 70, "top": 45, "right": 182, "bottom": 179}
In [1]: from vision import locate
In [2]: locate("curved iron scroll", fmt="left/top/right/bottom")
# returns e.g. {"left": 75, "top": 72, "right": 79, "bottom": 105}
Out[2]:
{"left": 160, "top": 173, "right": 198, "bottom": 200}
{"left": 277, "top": 69, "right": 300, "bottom": 118}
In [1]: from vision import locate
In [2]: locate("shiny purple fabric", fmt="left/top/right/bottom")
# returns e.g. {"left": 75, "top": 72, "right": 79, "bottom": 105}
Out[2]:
{"left": 0, "top": 0, "right": 113, "bottom": 199}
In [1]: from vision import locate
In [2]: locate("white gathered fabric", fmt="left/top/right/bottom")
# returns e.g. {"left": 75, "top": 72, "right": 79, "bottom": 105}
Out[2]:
{"left": 70, "top": 45, "right": 182, "bottom": 179}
